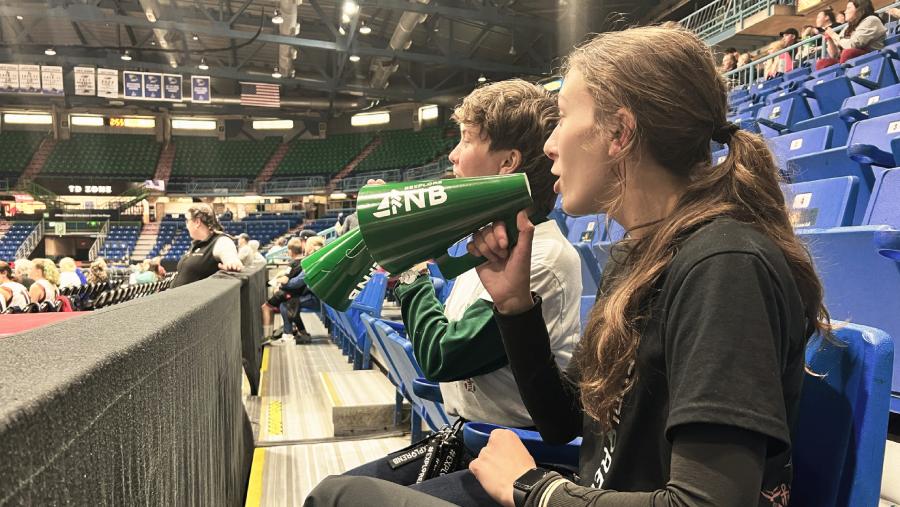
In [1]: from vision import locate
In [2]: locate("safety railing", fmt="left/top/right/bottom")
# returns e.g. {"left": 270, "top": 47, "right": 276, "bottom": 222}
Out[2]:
{"left": 15, "top": 220, "right": 44, "bottom": 259}
{"left": 258, "top": 177, "right": 328, "bottom": 195}
{"left": 166, "top": 179, "right": 249, "bottom": 196}
{"left": 89, "top": 219, "right": 110, "bottom": 262}
{"left": 402, "top": 159, "right": 452, "bottom": 181}
{"left": 340, "top": 169, "right": 403, "bottom": 191}
{"left": 682, "top": 0, "right": 795, "bottom": 43}
{"left": 722, "top": 2, "right": 900, "bottom": 91}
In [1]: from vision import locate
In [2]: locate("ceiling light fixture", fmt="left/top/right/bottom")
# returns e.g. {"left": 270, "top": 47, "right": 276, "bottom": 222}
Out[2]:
{"left": 342, "top": 1, "right": 359, "bottom": 16}
{"left": 272, "top": 66, "right": 282, "bottom": 78}
{"left": 359, "top": 23, "right": 371, "bottom": 35}
{"left": 121, "top": 50, "right": 132, "bottom": 61}
{"left": 192, "top": 34, "right": 199, "bottom": 41}
{"left": 198, "top": 57, "right": 209, "bottom": 70}
{"left": 15, "top": 15, "right": 23, "bottom": 21}
{"left": 272, "top": 9, "right": 284, "bottom": 24}
{"left": 349, "top": 55, "right": 360, "bottom": 62}
{"left": 45, "top": 48, "right": 56, "bottom": 56}
{"left": 338, "top": 26, "right": 346, "bottom": 35}
{"left": 477, "top": 74, "right": 486, "bottom": 83}
{"left": 145, "top": 8, "right": 158, "bottom": 23}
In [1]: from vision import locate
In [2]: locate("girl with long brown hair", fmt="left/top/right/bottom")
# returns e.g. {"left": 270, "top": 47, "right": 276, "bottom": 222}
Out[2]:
{"left": 459, "top": 24, "right": 830, "bottom": 507}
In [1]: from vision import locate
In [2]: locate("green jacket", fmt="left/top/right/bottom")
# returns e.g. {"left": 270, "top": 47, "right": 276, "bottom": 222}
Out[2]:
{"left": 394, "top": 276, "right": 508, "bottom": 383}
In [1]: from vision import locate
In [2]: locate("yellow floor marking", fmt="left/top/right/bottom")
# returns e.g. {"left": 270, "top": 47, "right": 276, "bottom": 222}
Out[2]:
{"left": 244, "top": 447, "right": 266, "bottom": 507}
{"left": 267, "top": 400, "right": 283, "bottom": 436}
{"left": 320, "top": 372, "right": 343, "bottom": 407}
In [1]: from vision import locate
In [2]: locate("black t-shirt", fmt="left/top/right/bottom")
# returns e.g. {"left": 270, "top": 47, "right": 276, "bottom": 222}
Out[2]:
{"left": 497, "top": 217, "right": 808, "bottom": 506}
{"left": 287, "top": 258, "right": 303, "bottom": 280}
{"left": 172, "top": 232, "right": 225, "bottom": 288}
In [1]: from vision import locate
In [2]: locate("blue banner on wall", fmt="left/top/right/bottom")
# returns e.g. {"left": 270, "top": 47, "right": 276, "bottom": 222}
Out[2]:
{"left": 191, "top": 75, "right": 211, "bottom": 103}
{"left": 124, "top": 71, "right": 143, "bottom": 98}
{"left": 163, "top": 74, "right": 182, "bottom": 101}
{"left": 143, "top": 73, "right": 161, "bottom": 100}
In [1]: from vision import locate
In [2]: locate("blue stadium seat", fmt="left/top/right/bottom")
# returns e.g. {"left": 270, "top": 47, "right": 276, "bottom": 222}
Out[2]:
{"left": 789, "top": 111, "right": 900, "bottom": 224}
{"left": 361, "top": 315, "right": 453, "bottom": 442}
{"left": 792, "top": 323, "right": 893, "bottom": 506}
{"left": 791, "top": 84, "right": 900, "bottom": 146}
{"left": 843, "top": 53, "right": 898, "bottom": 95}
{"left": 864, "top": 168, "right": 900, "bottom": 228}
{"left": 768, "top": 126, "right": 833, "bottom": 176}
{"left": 782, "top": 176, "right": 859, "bottom": 228}
{"left": 755, "top": 98, "right": 812, "bottom": 138}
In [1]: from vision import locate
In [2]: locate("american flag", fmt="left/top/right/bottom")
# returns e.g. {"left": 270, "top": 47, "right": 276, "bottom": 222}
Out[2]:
{"left": 240, "top": 82, "right": 280, "bottom": 107}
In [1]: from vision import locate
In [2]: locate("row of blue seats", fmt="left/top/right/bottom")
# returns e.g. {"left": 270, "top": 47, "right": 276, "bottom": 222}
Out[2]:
{"left": 318, "top": 257, "right": 892, "bottom": 506}
{"left": 0, "top": 223, "right": 36, "bottom": 261}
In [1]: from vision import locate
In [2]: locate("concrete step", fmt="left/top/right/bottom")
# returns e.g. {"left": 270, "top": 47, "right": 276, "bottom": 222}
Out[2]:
{"left": 320, "top": 369, "right": 408, "bottom": 437}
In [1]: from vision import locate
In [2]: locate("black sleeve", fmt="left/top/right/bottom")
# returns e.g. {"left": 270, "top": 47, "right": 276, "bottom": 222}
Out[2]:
{"left": 523, "top": 423, "right": 767, "bottom": 507}
{"left": 494, "top": 295, "right": 583, "bottom": 444}
{"left": 664, "top": 252, "right": 792, "bottom": 450}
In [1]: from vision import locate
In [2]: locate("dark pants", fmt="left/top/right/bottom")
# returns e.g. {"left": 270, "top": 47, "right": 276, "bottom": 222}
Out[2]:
{"left": 303, "top": 455, "right": 500, "bottom": 506}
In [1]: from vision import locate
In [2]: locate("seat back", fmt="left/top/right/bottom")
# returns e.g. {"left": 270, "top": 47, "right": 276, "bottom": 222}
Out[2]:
{"left": 792, "top": 323, "right": 893, "bottom": 507}
{"left": 565, "top": 215, "right": 604, "bottom": 245}
{"left": 782, "top": 176, "right": 859, "bottom": 228}
{"left": 756, "top": 98, "right": 812, "bottom": 136}
{"left": 363, "top": 315, "right": 452, "bottom": 432}
{"left": 863, "top": 167, "right": 900, "bottom": 229}
{"left": 842, "top": 82, "right": 900, "bottom": 112}
{"left": 573, "top": 242, "right": 601, "bottom": 296}
{"left": 847, "top": 110, "right": 900, "bottom": 155}
{"left": 845, "top": 54, "right": 898, "bottom": 94}
{"left": 770, "top": 126, "right": 833, "bottom": 175}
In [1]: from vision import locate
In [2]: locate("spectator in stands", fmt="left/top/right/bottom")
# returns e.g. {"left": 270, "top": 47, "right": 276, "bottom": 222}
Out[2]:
{"left": 0, "top": 261, "right": 30, "bottom": 310}
{"left": 29, "top": 259, "right": 59, "bottom": 304}
{"left": 763, "top": 39, "right": 793, "bottom": 78}
{"left": 888, "top": 7, "right": 900, "bottom": 20}
{"left": 780, "top": 27, "right": 799, "bottom": 47}
{"left": 262, "top": 236, "right": 322, "bottom": 345}
{"left": 221, "top": 207, "right": 233, "bottom": 222}
{"left": 13, "top": 259, "right": 33, "bottom": 289}
{"left": 329, "top": 79, "right": 581, "bottom": 498}
{"left": 737, "top": 52, "right": 752, "bottom": 66}
{"left": 247, "top": 240, "right": 267, "bottom": 265}
{"left": 57, "top": 257, "right": 83, "bottom": 289}
{"left": 237, "top": 233, "right": 253, "bottom": 264}
{"left": 837, "top": 10, "right": 846, "bottom": 23}
{"left": 339, "top": 212, "right": 358, "bottom": 236}
{"left": 719, "top": 52, "right": 737, "bottom": 73}
{"left": 817, "top": 7, "right": 840, "bottom": 29}
{"left": 87, "top": 258, "right": 109, "bottom": 284}
{"left": 308, "top": 24, "right": 830, "bottom": 507}
{"left": 135, "top": 259, "right": 160, "bottom": 284}
{"left": 171, "top": 203, "right": 243, "bottom": 288}
{"left": 819, "top": 0, "right": 885, "bottom": 68}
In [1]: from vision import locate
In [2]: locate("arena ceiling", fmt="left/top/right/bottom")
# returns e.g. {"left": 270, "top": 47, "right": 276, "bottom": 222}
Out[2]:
{"left": 0, "top": 0, "right": 668, "bottom": 117}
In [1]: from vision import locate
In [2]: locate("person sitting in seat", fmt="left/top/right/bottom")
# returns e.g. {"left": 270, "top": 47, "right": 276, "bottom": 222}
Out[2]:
{"left": 0, "top": 261, "right": 30, "bottom": 310}
{"left": 307, "top": 24, "right": 830, "bottom": 507}
{"left": 327, "top": 79, "right": 582, "bottom": 503}
{"left": 247, "top": 240, "right": 267, "bottom": 265}
{"left": 819, "top": 0, "right": 886, "bottom": 68}
{"left": 135, "top": 259, "right": 161, "bottom": 284}
{"left": 13, "top": 259, "right": 34, "bottom": 289}
{"left": 237, "top": 233, "right": 252, "bottom": 264}
{"left": 29, "top": 259, "right": 59, "bottom": 304}
{"left": 171, "top": 204, "right": 243, "bottom": 288}
{"left": 58, "top": 257, "right": 83, "bottom": 289}
{"left": 87, "top": 258, "right": 109, "bottom": 285}
{"left": 262, "top": 237, "right": 306, "bottom": 344}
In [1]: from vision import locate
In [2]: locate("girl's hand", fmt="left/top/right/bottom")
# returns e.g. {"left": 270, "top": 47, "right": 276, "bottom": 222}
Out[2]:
{"left": 469, "top": 429, "right": 538, "bottom": 507}
{"left": 467, "top": 211, "right": 535, "bottom": 315}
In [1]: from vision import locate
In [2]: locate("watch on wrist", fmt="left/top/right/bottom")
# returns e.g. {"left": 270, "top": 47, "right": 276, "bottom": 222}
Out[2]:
{"left": 513, "top": 467, "right": 553, "bottom": 507}
{"left": 398, "top": 267, "right": 427, "bottom": 285}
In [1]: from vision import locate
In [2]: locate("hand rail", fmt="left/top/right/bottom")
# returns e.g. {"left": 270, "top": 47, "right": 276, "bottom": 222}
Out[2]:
{"left": 89, "top": 219, "right": 110, "bottom": 261}
{"left": 15, "top": 219, "right": 44, "bottom": 259}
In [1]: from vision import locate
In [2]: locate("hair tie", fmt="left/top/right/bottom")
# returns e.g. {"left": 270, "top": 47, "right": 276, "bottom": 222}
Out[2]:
{"left": 712, "top": 123, "right": 739, "bottom": 144}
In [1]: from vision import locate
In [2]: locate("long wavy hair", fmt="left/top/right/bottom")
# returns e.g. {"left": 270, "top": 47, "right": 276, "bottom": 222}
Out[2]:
{"left": 566, "top": 25, "right": 831, "bottom": 431}
{"left": 845, "top": 0, "right": 876, "bottom": 37}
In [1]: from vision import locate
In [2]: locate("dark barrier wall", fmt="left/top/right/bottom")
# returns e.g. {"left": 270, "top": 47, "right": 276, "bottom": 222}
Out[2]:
{"left": 0, "top": 276, "right": 253, "bottom": 506}
{"left": 214, "top": 261, "right": 267, "bottom": 396}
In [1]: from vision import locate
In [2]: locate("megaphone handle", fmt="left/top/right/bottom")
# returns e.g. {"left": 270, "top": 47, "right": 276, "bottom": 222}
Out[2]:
{"left": 434, "top": 215, "right": 520, "bottom": 280}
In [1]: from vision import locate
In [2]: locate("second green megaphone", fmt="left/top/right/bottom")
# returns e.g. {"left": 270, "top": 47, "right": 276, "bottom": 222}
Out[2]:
{"left": 356, "top": 173, "right": 533, "bottom": 279}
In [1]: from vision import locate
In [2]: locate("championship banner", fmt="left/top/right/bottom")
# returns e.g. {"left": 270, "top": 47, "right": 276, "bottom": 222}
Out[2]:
{"left": 163, "top": 74, "right": 182, "bottom": 101}
{"left": 123, "top": 71, "right": 143, "bottom": 98}
{"left": 0, "top": 64, "right": 19, "bottom": 93}
{"left": 191, "top": 75, "right": 211, "bottom": 103}
{"left": 74, "top": 67, "right": 96, "bottom": 96}
{"left": 143, "top": 73, "right": 162, "bottom": 100}
{"left": 18, "top": 65, "right": 41, "bottom": 94}
{"left": 97, "top": 68, "right": 118, "bottom": 98}
{"left": 41, "top": 66, "right": 64, "bottom": 96}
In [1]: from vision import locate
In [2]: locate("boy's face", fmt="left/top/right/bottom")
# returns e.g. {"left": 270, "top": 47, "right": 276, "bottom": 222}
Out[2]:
{"left": 448, "top": 123, "right": 512, "bottom": 178}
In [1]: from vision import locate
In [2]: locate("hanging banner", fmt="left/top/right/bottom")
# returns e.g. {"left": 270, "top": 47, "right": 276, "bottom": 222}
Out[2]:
{"left": 163, "top": 74, "right": 182, "bottom": 101}
{"left": 191, "top": 75, "right": 211, "bottom": 103}
{"left": 73, "top": 67, "right": 96, "bottom": 96}
{"left": 0, "top": 64, "right": 19, "bottom": 93}
{"left": 97, "top": 68, "right": 118, "bottom": 98}
{"left": 143, "top": 73, "right": 162, "bottom": 100}
{"left": 123, "top": 71, "right": 143, "bottom": 98}
{"left": 18, "top": 65, "right": 41, "bottom": 94}
{"left": 41, "top": 66, "right": 64, "bottom": 96}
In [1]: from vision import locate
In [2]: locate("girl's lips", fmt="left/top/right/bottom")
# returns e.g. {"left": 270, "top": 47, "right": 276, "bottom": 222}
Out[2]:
{"left": 553, "top": 179, "right": 561, "bottom": 194}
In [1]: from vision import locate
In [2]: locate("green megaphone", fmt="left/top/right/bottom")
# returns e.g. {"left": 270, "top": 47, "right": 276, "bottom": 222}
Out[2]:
{"left": 356, "top": 173, "right": 533, "bottom": 279}
{"left": 300, "top": 227, "right": 377, "bottom": 311}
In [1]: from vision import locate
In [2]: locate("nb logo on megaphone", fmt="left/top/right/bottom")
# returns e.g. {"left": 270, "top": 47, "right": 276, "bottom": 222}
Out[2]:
{"left": 372, "top": 185, "right": 448, "bottom": 218}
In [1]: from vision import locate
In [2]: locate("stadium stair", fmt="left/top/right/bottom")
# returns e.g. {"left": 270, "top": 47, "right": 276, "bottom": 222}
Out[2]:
{"left": 16, "top": 138, "right": 56, "bottom": 187}
{"left": 326, "top": 137, "right": 382, "bottom": 192}
{"left": 254, "top": 142, "right": 293, "bottom": 186}
{"left": 130, "top": 222, "right": 160, "bottom": 261}
{"left": 152, "top": 141, "right": 175, "bottom": 184}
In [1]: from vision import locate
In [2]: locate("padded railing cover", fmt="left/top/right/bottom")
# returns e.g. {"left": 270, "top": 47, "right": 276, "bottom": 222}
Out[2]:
{"left": 0, "top": 276, "right": 253, "bottom": 506}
